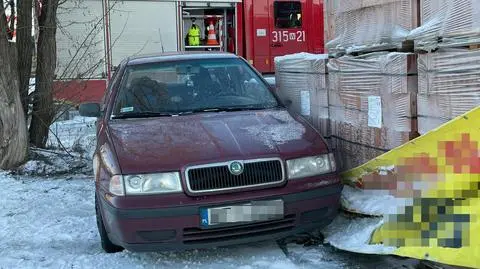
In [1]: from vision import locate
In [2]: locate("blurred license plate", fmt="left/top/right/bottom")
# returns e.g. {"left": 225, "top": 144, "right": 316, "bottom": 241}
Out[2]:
{"left": 200, "top": 200, "right": 284, "bottom": 227}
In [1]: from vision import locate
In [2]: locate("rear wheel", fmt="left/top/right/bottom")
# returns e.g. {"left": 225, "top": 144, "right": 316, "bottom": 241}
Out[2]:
{"left": 95, "top": 195, "right": 124, "bottom": 253}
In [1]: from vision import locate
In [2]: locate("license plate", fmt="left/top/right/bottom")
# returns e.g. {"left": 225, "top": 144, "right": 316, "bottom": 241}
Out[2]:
{"left": 200, "top": 200, "right": 284, "bottom": 227}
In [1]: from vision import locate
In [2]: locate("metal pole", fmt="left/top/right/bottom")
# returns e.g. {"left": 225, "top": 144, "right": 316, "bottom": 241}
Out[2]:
{"left": 103, "top": 0, "right": 112, "bottom": 82}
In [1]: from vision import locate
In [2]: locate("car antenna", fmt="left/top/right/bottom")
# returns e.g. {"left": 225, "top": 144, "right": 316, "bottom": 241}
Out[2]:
{"left": 158, "top": 28, "right": 165, "bottom": 53}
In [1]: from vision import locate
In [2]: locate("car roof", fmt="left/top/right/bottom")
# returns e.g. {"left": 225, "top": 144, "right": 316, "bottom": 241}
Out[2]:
{"left": 126, "top": 51, "right": 240, "bottom": 66}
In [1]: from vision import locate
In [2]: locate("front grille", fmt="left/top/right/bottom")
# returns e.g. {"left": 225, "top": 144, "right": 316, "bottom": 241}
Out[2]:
{"left": 186, "top": 159, "right": 284, "bottom": 193}
{"left": 183, "top": 214, "right": 296, "bottom": 244}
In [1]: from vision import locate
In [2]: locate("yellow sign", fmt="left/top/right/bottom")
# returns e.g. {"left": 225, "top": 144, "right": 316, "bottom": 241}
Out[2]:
{"left": 341, "top": 106, "right": 480, "bottom": 269}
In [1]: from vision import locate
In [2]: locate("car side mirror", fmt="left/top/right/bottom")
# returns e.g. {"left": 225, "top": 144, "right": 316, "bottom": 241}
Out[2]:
{"left": 79, "top": 103, "right": 101, "bottom": 117}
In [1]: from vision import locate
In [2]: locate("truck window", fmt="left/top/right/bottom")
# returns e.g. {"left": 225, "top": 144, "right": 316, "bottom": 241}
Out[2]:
{"left": 274, "top": 1, "right": 302, "bottom": 29}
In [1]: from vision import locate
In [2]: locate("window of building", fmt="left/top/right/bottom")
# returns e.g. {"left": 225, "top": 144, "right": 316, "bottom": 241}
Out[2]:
{"left": 274, "top": 1, "right": 302, "bottom": 29}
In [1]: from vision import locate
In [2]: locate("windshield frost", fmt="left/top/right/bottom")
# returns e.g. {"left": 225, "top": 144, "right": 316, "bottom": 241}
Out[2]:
{"left": 112, "top": 58, "right": 279, "bottom": 116}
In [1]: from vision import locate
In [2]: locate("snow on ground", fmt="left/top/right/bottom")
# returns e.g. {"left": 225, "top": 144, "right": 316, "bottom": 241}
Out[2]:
{"left": 341, "top": 186, "right": 412, "bottom": 216}
{"left": 14, "top": 116, "right": 97, "bottom": 176}
{"left": 14, "top": 149, "right": 92, "bottom": 177}
{"left": 0, "top": 116, "right": 416, "bottom": 268}
{"left": 46, "top": 116, "right": 97, "bottom": 160}
{"left": 0, "top": 172, "right": 413, "bottom": 269}
{"left": 323, "top": 215, "right": 396, "bottom": 255}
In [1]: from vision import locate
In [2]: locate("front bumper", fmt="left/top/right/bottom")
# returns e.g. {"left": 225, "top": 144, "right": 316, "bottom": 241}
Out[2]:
{"left": 98, "top": 183, "right": 343, "bottom": 252}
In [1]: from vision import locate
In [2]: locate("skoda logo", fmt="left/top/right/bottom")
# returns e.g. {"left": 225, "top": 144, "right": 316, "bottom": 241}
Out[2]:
{"left": 229, "top": 161, "right": 244, "bottom": 175}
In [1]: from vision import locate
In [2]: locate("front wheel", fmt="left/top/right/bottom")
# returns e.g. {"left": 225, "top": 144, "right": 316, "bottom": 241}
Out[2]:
{"left": 95, "top": 195, "right": 124, "bottom": 253}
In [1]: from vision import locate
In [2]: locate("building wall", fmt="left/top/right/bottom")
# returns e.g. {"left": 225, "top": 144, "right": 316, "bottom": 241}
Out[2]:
{"left": 56, "top": 0, "right": 105, "bottom": 79}
{"left": 55, "top": 0, "right": 179, "bottom": 79}
{"left": 109, "top": 1, "right": 178, "bottom": 67}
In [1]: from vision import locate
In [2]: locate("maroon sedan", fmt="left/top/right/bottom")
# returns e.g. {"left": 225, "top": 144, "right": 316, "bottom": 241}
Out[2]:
{"left": 79, "top": 52, "right": 342, "bottom": 253}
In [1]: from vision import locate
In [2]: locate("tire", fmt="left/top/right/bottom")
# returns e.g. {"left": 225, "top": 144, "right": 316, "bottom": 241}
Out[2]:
{"left": 95, "top": 195, "right": 124, "bottom": 253}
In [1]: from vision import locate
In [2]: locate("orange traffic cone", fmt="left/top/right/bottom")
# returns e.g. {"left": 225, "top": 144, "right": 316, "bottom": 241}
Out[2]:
{"left": 206, "top": 20, "right": 219, "bottom": 46}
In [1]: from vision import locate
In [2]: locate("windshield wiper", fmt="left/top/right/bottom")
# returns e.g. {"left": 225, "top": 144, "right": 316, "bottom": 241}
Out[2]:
{"left": 220, "top": 106, "right": 274, "bottom": 112}
{"left": 113, "top": 106, "right": 282, "bottom": 119}
{"left": 111, "top": 112, "right": 178, "bottom": 119}
{"left": 184, "top": 105, "right": 279, "bottom": 114}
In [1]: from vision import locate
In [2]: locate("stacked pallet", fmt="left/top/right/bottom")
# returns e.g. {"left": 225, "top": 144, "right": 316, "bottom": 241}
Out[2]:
{"left": 417, "top": 48, "right": 480, "bottom": 134}
{"left": 274, "top": 0, "right": 479, "bottom": 172}
{"left": 328, "top": 52, "right": 418, "bottom": 170}
{"left": 326, "top": 0, "right": 419, "bottom": 55}
{"left": 412, "top": 0, "right": 480, "bottom": 134}
{"left": 274, "top": 53, "right": 330, "bottom": 139}
{"left": 409, "top": 0, "right": 480, "bottom": 51}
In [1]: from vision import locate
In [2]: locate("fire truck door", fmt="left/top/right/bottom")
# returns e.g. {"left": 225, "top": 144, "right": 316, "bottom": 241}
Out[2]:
{"left": 269, "top": 0, "right": 308, "bottom": 73}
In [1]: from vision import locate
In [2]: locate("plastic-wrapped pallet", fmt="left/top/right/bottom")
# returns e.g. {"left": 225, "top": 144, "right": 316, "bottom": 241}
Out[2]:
{"left": 326, "top": 0, "right": 418, "bottom": 55}
{"left": 328, "top": 52, "right": 418, "bottom": 171}
{"left": 409, "top": 0, "right": 480, "bottom": 51}
{"left": 274, "top": 53, "right": 330, "bottom": 139}
{"left": 418, "top": 48, "right": 480, "bottom": 134}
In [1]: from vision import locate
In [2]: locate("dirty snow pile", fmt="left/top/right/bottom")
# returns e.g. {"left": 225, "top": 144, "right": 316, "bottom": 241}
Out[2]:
{"left": 13, "top": 116, "right": 97, "bottom": 176}
{"left": 46, "top": 116, "right": 97, "bottom": 160}
{"left": 15, "top": 149, "right": 93, "bottom": 176}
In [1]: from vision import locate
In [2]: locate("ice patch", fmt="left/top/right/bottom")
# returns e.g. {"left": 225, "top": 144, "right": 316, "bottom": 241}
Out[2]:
{"left": 243, "top": 111, "right": 306, "bottom": 149}
{"left": 341, "top": 185, "right": 406, "bottom": 216}
{"left": 322, "top": 214, "right": 396, "bottom": 255}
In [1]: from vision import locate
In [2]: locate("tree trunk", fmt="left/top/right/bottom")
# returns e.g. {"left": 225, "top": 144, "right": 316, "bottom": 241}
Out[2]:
{"left": 0, "top": 4, "right": 28, "bottom": 169}
{"left": 30, "top": 0, "right": 59, "bottom": 148}
{"left": 17, "top": 0, "right": 34, "bottom": 118}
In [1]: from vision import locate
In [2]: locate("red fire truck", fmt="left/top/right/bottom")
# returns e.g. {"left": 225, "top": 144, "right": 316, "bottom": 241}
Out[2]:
{"left": 102, "top": 0, "right": 325, "bottom": 77}
{"left": 54, "top": 0, "right": 325, "bottom": 104}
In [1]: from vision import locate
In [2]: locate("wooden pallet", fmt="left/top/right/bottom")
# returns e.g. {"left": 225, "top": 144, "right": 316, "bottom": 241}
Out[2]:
{"left": 327, "top": 40, "right": 415, "bottom": 58}
{"left": 415, "top": 37, "right": 480, "bottom": 53}
{"left": 347, "top": 40, "right": 415, "bottom": 57}
{"left": 468, "top": 44, "right": 480, "bottom": 50}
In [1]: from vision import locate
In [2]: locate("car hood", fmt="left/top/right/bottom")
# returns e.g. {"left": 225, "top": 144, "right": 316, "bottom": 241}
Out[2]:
{"left": 108, "top": 109, "right": 328, "bottom": 174}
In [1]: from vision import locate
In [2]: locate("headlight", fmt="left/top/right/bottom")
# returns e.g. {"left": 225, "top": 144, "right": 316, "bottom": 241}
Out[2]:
{"left": 109, "top": 172, "right": 182, "bottom": 196}
{"left": 286, "top": 153, "right": 336, "bottom": 179}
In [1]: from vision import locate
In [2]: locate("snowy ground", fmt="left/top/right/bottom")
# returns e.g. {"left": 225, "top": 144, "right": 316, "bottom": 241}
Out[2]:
{"left": 0, "top": 172, "right": 419, "bottom": 269}
{"left": 0, "top": 116, "right": 421, "bottom": 269}
{"left": 46, "top": 116, "right": 97, "bottom": 161}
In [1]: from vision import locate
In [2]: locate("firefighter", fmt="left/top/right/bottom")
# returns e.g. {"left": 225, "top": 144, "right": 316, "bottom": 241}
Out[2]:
{"left": 187, "top": 18, "right": 201, "bottom": 46}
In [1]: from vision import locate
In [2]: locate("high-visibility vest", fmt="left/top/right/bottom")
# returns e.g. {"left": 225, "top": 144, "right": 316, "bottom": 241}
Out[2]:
{"left": 188, "top": 25, "right": 200, "bottom": 46}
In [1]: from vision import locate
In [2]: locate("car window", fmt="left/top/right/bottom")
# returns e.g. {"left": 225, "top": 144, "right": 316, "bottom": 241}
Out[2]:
{"left": 101, "top": 63, "right": 124, "bottom": 111}
{"left": 111, "top": 58, "right": 279, "bottom": 117}
{"left": 274, "top": 1, "right": 302, "bottom": 29}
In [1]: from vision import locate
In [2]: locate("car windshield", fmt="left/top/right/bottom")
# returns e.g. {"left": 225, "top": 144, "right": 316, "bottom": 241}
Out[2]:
{"left": 111, "top": 58, "right": 279, "bottom": 118}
